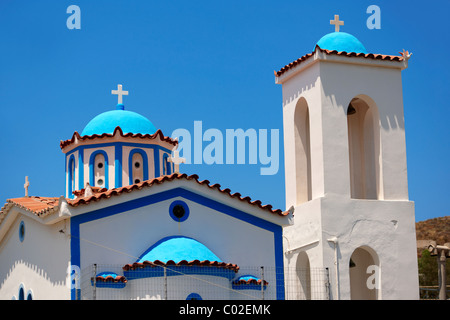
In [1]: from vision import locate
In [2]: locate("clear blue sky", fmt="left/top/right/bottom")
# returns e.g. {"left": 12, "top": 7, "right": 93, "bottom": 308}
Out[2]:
{"left": 0, "top": 1, "right": 448, "bottom": 222}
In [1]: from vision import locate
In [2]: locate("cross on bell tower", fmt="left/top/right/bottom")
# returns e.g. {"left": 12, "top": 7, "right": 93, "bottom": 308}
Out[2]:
{"left": 330, "top": 14, "right": 344, "bottom": 32}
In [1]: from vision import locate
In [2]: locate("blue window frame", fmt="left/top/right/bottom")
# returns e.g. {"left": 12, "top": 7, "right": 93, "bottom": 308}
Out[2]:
{"left": 169, "top": 200, "right": 190, "bottom": 222}
{"left": 68, "top": 155, "right": 76, "bottom": 198}
{"left": 128, "top": 149, "right": 148, "bottom": 185}
{"left": 89, "top": 150, "right": 109, "bottom": 189}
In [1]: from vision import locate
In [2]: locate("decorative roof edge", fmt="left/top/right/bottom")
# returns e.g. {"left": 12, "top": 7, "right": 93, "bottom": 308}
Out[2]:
{"left": 274, "top": 45, "right": 405, "bottom": 77}
{"left": 60, "top": 126, "right": 178, "bottom": 150}
{"left": 123, "top": 259, "right": 240, "bottom": 273}
{"left": 67, "top": 173, "right": 290, "bottom": 217}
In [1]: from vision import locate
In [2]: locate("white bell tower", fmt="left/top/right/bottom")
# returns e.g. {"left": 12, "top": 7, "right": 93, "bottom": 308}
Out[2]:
{"left": 279, "top": 17, "right": 419, "bottom": 300}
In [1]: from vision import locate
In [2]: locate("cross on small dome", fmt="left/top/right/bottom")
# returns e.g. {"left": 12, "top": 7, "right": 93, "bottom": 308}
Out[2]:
{"left": 111, "top": 84, "right": 129, "bottom": 105}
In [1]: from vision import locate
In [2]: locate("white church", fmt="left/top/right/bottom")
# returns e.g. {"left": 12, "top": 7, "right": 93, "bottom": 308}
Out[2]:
{"left": 0, "top": 16, "right": 419, "bottom": 300}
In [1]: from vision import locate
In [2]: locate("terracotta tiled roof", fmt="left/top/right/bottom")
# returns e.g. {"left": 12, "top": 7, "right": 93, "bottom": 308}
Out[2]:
{"left": 123, "top": 259, "right": 240, "bottom": 273}
{"left": 2, "top": 174, "right": 288, "bottom": 220}
{"left": 232, "top": 277, "right": 268, "bottom": 287}
{"left": 94, "top": 275, "right": 127, "bottom": 284}
{"left": 68, "top": 173, "right": 289, "bottom": 217}
{"left": 274, "top": 45, "right": 404, "bottom": 77}
{"left": 60, "top": 126, "right": 178, "bottom": 150}
{"left": 5, "top": 196, "right": 60, "bottom": 216}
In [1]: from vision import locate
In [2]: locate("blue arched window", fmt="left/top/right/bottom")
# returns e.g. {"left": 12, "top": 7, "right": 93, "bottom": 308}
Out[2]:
{"left": 18, "top": 285, "right": 24, "bottom": 300}
{"left": 128, "top": 149, "right": 148, "bottom": 185}
{"left": 163, "top": 153, "right": 172, "bottom": 175}
{"left": 68, "top": 155, "right": 76, "bottom": 198}
{"left": 89, "top": 150, "right": 109, "bottom": 189}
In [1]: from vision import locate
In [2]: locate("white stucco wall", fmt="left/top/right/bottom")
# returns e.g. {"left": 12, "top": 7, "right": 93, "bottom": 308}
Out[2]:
{"left": 0, "top": 211, "right": 71, "bottom": 300}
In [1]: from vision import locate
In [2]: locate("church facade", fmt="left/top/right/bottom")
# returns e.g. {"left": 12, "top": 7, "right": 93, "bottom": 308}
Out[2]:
{"left": 0, "top": 17, "right": 419, "bottom": 300}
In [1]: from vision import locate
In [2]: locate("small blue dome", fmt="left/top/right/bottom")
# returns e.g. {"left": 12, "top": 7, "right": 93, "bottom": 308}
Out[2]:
{"left": 316, "top": 32, "right": 367, "bottom": 54}
{"left": 137, "top": 236, "right": 222, "bottom": 264}
{"left": 81, "top": 104, "right": 157, "bottom": 136}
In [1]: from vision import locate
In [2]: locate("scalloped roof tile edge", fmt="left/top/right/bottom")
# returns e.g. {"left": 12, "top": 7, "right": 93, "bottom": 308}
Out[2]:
{"left": 60, "top": 126, "right": 178, "bottom": 150}
{"left": 67, "top": 172, "right": 289, "bottom": 217}
{"left": 274, "top": 45, "right": 404, "bottom": 77}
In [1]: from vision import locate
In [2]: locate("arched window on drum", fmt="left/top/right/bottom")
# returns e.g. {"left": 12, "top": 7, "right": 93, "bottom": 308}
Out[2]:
{"left": 89, "top": 150, "right": 109, "bottom": 189}
{"left": 129, "top": 149, "right": 148, "bottom": 185}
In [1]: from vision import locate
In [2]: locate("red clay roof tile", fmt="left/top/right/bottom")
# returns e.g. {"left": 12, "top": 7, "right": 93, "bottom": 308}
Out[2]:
{"left": 6, "top": 196, "right": 60, "bottom": 216}
{"left": 2, "top": 175, "right": 288, "bottom": 219}
{"left": 94, "top": 275, "right": 127, "bottom": 283}
{"left": 68, "top": 173, "right": 289, "bottom": 217}
{"left": 123, "top": 259, "right": 240, "bottom": 273}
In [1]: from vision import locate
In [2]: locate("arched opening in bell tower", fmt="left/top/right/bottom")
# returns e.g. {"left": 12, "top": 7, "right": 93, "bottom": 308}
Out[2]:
{"left": 349, "top": 246, "right": 380, "bottom": 300}
{"left": 346, "top": 95, "right": 383, "bottom": 200}
{"left": 294, "top": 97, "right": 312, "bottom": 205}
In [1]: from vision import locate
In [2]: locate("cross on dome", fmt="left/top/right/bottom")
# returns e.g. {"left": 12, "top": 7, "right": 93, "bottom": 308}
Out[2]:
{"left": 111, "top": 84, "right": 129, "bottom": 104}
{"left": 330, "top": 14, "right": 344, "bottom": 32}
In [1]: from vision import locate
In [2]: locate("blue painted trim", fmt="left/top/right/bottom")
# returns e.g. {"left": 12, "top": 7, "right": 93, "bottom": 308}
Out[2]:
{"left": 128, "top": 148, "right": 149, "bottom": 185}
{"left": 232, "top": 274, "right": 267, "bottom": 290}
{"left": 78, "top": 150, "right": 84, "bottom": 190}
{"left": 89, "top": 150, "right": 109, "bottom": 189}
{"left": 91, "top": 272, "right": 127, "bottom": 289}
{"left": 70, "top": 220, "right": 81, "bottom": 300}
{"left": 69, "top": 187, "right": 285, "bottom": 300}
{"left": 124, "top": 265, "right": 236, "bottom": 280}
{"left": 65, "top": 142, "right": 172, "bottom": 157}
{"left": 232, "top": 283, "right": 267, "bottom": 291}
{"left": 68, "top": 155, "right": 76, "bottom": 198}
{"left": 115, "top": 144, "right": 122, "bottom": 188}
{"left": 163, "top": 153, "right": 169, "bottom": 175}
{"left": 169, "top": 200, "right": 189, "bottom": 222}
{"left": 154, "top": 147, "right": 160, "bottom": 178}
{"left": 91, "top": 281, "right": 127, "bottom": 289}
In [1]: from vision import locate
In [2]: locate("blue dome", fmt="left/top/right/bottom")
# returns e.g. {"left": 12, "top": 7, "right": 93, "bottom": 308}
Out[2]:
{"left": 137, "top": 236, "right": 222, "bottom": 263}
{"left": 81, "top": 104, "right": 157, "bottom": 136}
{"left": 316, "top": 32, "right": 367, "bottom": 54}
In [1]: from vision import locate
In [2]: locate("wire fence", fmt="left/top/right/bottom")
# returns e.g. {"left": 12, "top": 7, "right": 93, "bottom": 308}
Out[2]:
{"left": 76, "top": 264, "right": 330, "bottom": 300}
{"left": 419, "top": 286, "right": 450, "bottom": 300}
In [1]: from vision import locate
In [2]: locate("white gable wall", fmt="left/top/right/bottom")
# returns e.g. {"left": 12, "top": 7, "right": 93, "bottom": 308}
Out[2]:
{"left": 0, "top": 210, "right": 70, "bottom": 300}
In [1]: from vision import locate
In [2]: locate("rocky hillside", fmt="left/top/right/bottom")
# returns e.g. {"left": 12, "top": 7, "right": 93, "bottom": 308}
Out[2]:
{"left": 416, "top": 216, "right": 450, "bottom": 245}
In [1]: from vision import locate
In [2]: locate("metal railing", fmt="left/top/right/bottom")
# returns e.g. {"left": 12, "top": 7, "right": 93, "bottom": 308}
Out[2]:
{"left": 76, "top": 264, "right": 330, "bottom": 300}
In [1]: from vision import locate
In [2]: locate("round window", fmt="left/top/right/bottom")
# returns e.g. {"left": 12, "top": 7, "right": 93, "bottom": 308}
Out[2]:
{"left": 169, "top": 200, "right": 189, "bottom": 222}
{"left": 134, "top": 179, "right": 141, "bottom": 184}
{"left": 134, "top": 162, "right": 140, "bottom": 168}
{"left": 97, "top": 162, "right": 103, "bottom": 169}
{"left": 97, "top": 179, "right": 104, "bottom": 186}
